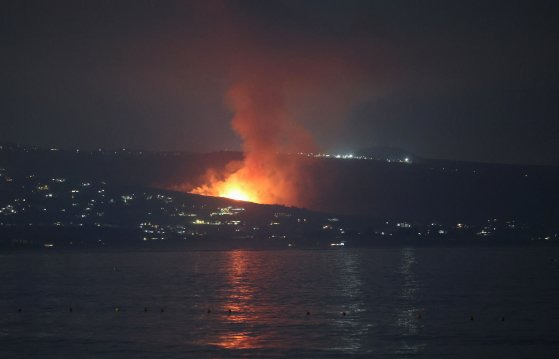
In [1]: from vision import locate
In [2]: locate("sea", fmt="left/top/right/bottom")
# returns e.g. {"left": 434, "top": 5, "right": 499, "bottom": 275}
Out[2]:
{"left": 1, "top": 245, "right": 559, "bottom": 358}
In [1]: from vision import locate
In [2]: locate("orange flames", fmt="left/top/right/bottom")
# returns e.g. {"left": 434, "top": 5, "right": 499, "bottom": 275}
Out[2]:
{"left": 221, "top": 185, "right": 253, "bottom": 202}
{"left": 191, "top": 152, "right": 303, "bottom": 205}
{"left": 191, "top": 80, "right": 315, "bottom": 206}
{"left": 195, "top": 173, "right": 259, "bottom": 203}
{"left": 175, "top": 1, "right": 382, "bottom": 208}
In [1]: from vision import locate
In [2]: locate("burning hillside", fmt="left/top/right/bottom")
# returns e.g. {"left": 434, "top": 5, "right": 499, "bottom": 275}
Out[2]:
{"left": 192, "top": 80, "right": 315, "bottom": 207}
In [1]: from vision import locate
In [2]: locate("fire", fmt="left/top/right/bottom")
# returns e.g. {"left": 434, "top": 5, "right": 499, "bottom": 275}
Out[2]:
{"left": 190, "top": 80, "right": 315, "bottom": 207}
{"left": 192, "top": 171, "right": 262, "bottom": 203}
{"left": 191, "top": 157, "right": 301, "bottom": 205}
{"left": 220, "top": 184, "right": 254, "bottom": 202}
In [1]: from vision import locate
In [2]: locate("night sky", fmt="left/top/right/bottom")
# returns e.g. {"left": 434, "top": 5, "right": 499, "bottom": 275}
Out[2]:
{"left": 1, "top": 0, "right": 558, "bottom": 165}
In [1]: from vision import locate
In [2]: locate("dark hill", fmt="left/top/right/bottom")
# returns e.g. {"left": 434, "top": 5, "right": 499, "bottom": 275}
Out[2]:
{"left": 1, "top": 144, "right": 557, "bottom": 225}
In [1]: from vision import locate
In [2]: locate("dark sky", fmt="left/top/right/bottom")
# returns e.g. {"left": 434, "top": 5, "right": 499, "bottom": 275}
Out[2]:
{"left": 1, "top": 0, "right": 558, "bottom": 165}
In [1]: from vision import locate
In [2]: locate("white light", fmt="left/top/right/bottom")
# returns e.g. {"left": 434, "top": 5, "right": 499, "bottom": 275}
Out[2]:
{"left": 330, "top": 242, "right": 345, "bottom": 247}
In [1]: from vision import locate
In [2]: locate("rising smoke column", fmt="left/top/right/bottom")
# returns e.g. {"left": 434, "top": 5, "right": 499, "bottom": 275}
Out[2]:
{"left": 188, "top": 1, "right": 384, "bottom": 206}
{"left": 192, "top": 67, "right": 317, "bottom": 206}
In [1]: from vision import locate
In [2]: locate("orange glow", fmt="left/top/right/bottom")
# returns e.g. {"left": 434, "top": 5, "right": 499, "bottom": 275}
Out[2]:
{"left": 192, "top": 172, "right": 263, "bottom": 203}
{"left": 190, "top": 80, "right": 316, "bottom": 207}
{"left": 214, "top": 251, "right": 261, "bottom": 349}
{"left": 219, "top": 183, "right": 255, "bottom": 202}
{"left": 191, "top": 156, "right": 286, "bottom": 204}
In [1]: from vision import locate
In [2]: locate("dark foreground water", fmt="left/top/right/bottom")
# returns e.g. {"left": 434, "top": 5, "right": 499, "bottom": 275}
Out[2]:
{"left": 1, "top": 246, "right": 559, "bottom": 358}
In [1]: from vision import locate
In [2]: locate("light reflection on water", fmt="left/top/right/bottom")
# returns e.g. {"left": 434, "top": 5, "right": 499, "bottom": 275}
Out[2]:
{"left": 331, "top": 250, "right": 367, "bottom": 352}
{"left": 215, "top": 250, "right": 259, "bottom": 349}
{"left": 206, "top": 249, "right": 423, "bottom": 354}
{"left": 395, "top": 247, "right": 425, "bottom": 356}
{"left": 201, "top": 250, "right": 375, "bottom": 352}
{"left": 1, "top": 247, "right": 559, "bottom": 358}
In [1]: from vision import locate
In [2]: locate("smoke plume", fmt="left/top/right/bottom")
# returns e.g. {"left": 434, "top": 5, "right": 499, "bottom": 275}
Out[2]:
{"left": 189, "top": 1, "right": 384, "bottom": 206}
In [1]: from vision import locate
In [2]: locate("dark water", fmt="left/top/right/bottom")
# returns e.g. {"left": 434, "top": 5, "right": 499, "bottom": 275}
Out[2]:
{"left": 1, "top": 246, "right": 559, "bottom": 358}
